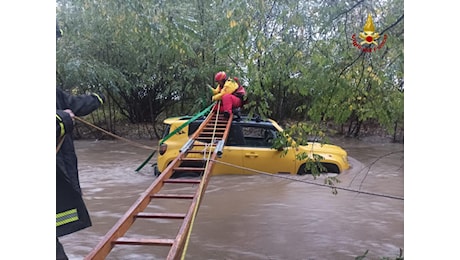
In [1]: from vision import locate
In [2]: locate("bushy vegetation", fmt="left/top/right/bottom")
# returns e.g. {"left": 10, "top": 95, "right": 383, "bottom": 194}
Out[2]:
{"left": 56, "top": 0, "right": 403, "bottom": 141}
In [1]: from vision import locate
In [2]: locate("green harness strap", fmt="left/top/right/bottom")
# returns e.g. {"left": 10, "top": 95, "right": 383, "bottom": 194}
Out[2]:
{"left": 134, "top": 150, "right": 156, "bottom": 172}
{"left": 159, "top": 102, "right": 215, "bottom": 145}
{"left": 135, "top": 102, "right": 215, "bottom": 172}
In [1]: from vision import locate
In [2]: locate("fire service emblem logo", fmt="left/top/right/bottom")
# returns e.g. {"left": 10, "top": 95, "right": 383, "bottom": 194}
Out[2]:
{"left": 352, "top": 14, "right": 387, "bottom": 53}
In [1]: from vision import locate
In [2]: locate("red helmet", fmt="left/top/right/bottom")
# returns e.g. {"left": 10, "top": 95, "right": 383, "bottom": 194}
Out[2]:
{"left": 214, "top": 71, "right": 227, "bottom": 82}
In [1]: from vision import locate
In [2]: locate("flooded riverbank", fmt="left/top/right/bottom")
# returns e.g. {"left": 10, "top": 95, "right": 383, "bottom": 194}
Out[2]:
{"left": 59, "top": 137, "right": 404, "bottom": 259}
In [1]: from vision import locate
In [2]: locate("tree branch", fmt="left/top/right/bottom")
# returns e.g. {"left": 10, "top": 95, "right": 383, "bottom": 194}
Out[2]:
{"left": 381, "top": 14, "right": 404, "bottom": 34}
{"left": 338, "top": 51, "right": 364, "bottom": 78}
{"left": 332, "top": 0, "right": 365, "bottom": 22}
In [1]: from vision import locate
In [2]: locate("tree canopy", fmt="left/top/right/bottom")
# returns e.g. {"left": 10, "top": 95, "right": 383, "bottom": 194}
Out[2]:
{"left": 56, "top": 0, "right": 403, "bottom": 140}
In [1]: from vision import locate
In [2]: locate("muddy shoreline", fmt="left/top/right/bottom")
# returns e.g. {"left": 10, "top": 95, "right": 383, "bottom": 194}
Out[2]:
{"left": 73, "top": 121, "right": 404, "bottom": 144}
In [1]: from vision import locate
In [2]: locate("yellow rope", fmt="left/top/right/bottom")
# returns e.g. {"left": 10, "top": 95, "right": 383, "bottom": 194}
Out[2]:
{"left": 209, "top": 159, "right": 404, "bottom": 201}
{"left": 180, "top": 102, "right": 222, "bottom": 260}
{"left": 74, "top": 116, "right": 154, "bottom": 150}
{"left": 178, "top": 105, "right": 401, "bottom": 260}
{"left": 56, "top": 135, "right": 65, "bottom": 154}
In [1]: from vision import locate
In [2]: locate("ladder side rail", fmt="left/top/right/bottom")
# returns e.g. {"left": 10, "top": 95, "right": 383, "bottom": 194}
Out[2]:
{"left": 203, "top": 117, "right": 232, "bottom": 185}
{"left": 167, "top": 151, "right": 221, "bottom": 260}
{"left": 187, "top": 110, "right": 219, "bottom": 141}
{"left": 85, "top": 109, "right": 226, "bottom": 260}
{"left": 85, "top": 153, "right": 187, "bottom": 260}
{"left": 168, "top": 115, "right": 233, "bottom": 259}
{"left": 198, "top": 115, "right": 232, "bottom": 190}
{"left": 220, "top": 114, "right": 233, "bottom": 146}
{"left": 166, "top": 184, "right": 200, "bottom": 260}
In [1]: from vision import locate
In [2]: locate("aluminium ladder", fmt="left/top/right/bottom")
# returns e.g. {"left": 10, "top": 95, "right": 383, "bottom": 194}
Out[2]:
{"left": 85, "top": 109, "right": 233, "bottom": 260}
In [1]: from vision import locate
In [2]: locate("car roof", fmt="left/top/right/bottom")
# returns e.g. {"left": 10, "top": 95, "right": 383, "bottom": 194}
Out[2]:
{"left": 163, "top": 115, "right": 279, "bottom": 128}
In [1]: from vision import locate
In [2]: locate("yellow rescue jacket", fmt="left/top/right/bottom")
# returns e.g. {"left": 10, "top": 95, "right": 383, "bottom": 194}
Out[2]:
{"left": 211, "top": 79, "right": 239, "bottom": 101}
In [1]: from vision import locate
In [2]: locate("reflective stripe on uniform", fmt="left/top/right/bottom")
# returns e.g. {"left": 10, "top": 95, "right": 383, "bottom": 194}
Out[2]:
{"left": 56, "top": 208, "right": 79, "bottom": 227}
{"left": 56, "top": 114, "right": 65, "bottom": 137}
{"left": 92, "top": 93, "right": 104, "bottom": 104}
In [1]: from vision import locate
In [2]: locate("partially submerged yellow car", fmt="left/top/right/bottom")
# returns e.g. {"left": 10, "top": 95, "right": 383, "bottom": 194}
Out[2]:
{"left": 154, "top": 115, "right": 350, "bottom": 177}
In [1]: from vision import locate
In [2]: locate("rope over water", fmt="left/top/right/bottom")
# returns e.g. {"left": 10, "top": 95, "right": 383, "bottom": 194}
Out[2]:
{"left": 211, "top": 159, "right": 404, "bottom": 201}
{"left": 74, "top": 116, "right": 154, "bottom": 150}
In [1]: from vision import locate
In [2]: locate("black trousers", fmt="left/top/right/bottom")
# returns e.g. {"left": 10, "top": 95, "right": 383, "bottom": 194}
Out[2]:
{"left": 56, "top": 237, "right": 68, "bottom": 260}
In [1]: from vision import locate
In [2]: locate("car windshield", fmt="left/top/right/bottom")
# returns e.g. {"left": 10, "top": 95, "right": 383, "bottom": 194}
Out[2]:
{"left": 161, "top": 124, "right": 171, "bottom": 139}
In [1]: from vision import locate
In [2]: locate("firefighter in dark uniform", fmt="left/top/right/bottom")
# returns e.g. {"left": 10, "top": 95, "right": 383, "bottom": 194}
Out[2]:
{"left": 56, "top": 21, "right": 105, "bottom": 260}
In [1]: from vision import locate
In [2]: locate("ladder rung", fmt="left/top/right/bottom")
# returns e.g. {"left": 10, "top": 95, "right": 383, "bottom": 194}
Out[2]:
{"left": 163, "top": 179, "right": 201, "bottom": 184}
{"left": 84, "top": 109, "right": 231, "bottom": 259}
{"left": 114, "top": 237, "right": 175, "bottom": 246}
{"left": 207, "top": 120, "right": 227, "bottom": 124}
{"left": 136, "top": 212, "right": 186, "bottom": 219}
{"left": 188, "top": 145, "right": 215, "bottom": 153}
{"left": 194, "top": 140, "right": 220, "bottom": 144}
{"left": 201, "top": 130, "right": 225, "bottom": 132}
{"left": 180, "top": 158, "right": 205, "bottom": 161}
{"left": 201, "top": 130, "right": 225, "bottom": 133}
{"left": 174, "top": 167, "right": 205, "bottom": 171}
{"left": 189, "top": 146, "right": 215, "bottom": 150}
{"left": 200, "top": 133, "right": 224, "bottom": 136}
{"left": 189, "top": 144, "right": 219, "bottom": 147}
{"left": 151, "top": 194, "right": 195, "bottom": 199}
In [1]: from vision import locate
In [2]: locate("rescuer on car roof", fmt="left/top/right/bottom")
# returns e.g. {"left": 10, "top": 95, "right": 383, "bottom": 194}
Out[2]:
{"left": 208, "top": 71, "right": 246, "bottom": 119}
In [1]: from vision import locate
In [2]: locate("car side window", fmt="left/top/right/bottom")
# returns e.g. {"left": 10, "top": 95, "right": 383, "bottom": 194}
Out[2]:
{"left": 241, "top": 126, "right": 276, "bottom": 147}
{"left": 226, "top": 125, "right": 244, "bottom": 146}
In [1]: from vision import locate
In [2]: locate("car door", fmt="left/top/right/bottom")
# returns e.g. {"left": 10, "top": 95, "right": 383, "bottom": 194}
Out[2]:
{"left": 239, "top": 124, "right": 297, "bottom": 175}
{"left": 213, "top": 124, "right": 245, "bottom": 174}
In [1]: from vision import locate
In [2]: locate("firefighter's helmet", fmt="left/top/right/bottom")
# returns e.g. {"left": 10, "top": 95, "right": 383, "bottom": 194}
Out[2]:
{"left": 214, "top": 71, "right": 227, "bottom": 82}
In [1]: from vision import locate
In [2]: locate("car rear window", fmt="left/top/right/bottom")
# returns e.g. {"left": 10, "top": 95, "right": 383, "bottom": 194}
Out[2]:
{"left": 188, "top": 122, "right": 202, "bottom": 137}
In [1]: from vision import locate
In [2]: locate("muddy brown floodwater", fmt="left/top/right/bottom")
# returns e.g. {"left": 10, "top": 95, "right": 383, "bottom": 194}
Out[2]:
{"left": 60, "top": 137, "right": 403, "bottom": 260}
